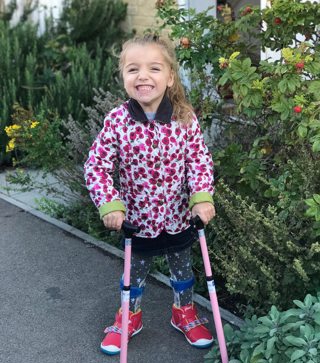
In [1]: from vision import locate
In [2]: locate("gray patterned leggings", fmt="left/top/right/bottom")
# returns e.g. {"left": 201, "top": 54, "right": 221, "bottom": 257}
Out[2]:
{"left": 123, "top": 247, "right": 194, "bottom": 312}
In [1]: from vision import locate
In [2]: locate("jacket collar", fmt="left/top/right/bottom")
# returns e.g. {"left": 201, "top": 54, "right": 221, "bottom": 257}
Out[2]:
{"left": 127, "top": 95, "right": 173, "bottom": 124}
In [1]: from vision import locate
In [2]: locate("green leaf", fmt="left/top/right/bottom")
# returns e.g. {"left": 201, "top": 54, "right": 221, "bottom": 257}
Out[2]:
{"left": 266, "top": 337, "right": 277, "bottom": 358}
{"left": 297, "top": 125, "right": 308, "bottom": 138}
{"left": 309, "top": 80, "right": 320, "bottom": 100}
{"left": 278, "top": 79, "right": 288, "bottom": 93}
{"left": 313, "top": 194, "right": 320, "bottom": 204}
{"left": 312, "top": 140, "right": 320, "bottom": 153}
{"left": 290, "top": 349, "right": 306, "bottom": 361}
{"left": 309, "top": 348, "right": 317, "bottom": 356}
{"left": 252, "top": 343, "right": 265, "bottom": 357}
{"left": 285, "top": 336, "right": 307, "bottom": 347}
{"left": 254, "top": 325, "right": 271, "bottom": 334}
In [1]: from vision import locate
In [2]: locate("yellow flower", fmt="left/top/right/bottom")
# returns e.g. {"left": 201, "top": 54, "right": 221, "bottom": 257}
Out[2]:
{"left": 30, "top": 121, "right": 39, "bottom": 129}
{"left": 229, "top": 51, "right": 240, "bottom": 61}
{"left": 4, "top": 124, "right": 21, "bottom": 137}
{"left": 218, "top": 57, "right": 229, "bottom": 69}
{"left": 6, "top": 138, "right": 16, "bottom": 152}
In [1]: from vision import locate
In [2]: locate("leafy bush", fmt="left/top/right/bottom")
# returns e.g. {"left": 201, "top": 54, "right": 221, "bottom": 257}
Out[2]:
{"left": 4, "top": 89, "right": 124, "bottom": 242}
{"left": 0, "top": 0, "right": 128, "bottom": 165}
{"left": 155, "top": 0, "right": 320, "bottom": 313}
{"left": 204, "top": 292, "right": 320, "bottom": 363}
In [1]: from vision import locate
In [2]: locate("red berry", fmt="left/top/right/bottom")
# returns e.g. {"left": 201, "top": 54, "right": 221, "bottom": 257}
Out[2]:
{"left": 241, "top": 6, "right": 252, "bottom": 16}
{"left": 293, "top": 106, "right": 302, "bottom": 113}
{"left": 274, "top": 17, "right": 282, "bottom": 25}
{"left": 295, "top": 62, "right": 304, "bottom": 70}
{"left": 180, "top": 37, "right": 191, "bottom": 49}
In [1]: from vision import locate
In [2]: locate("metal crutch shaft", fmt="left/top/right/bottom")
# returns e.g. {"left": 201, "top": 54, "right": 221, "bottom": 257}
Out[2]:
{"left": 192, "top": 216, "right": 229, "bottom": 363}
{"left": 120, "top": 221, "right": 140, "bottom": 363}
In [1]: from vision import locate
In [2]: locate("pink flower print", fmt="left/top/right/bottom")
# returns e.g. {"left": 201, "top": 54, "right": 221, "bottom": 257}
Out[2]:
{"left": 133, "top": 146, "right": 140, "bottom": 154}
{"left": 162, "top": 127, "right": 172, "bottom": 137}
{"left": 190, "top": 143, "right": 200, "bottom": 151}
{"left": 123, "top": 144, "right": 130, "bottom": 153}
{"left": 139, "top": 143, "right": 146, "bottom": 151}
{"left": 130, "top": 132, "right": 136, "bottom": 141}
{"left": 170, "top": 136, "right": 176, "bottom": 144}
{"left": 151, "top": 170, "right": 160, "bottom": 179}
{"left": 97, "top": 147, "right": 107, "bottom": 158}
{"left": 162, "top": 137, "right": 169, "bottom": 145}
{"left": 196, "top": 164, "right": 207, "bottom": 172}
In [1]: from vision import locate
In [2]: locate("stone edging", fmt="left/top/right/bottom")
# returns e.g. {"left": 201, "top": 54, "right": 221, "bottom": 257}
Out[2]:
{"left": 0, "top": 191, "right": 244, "bottom": 328}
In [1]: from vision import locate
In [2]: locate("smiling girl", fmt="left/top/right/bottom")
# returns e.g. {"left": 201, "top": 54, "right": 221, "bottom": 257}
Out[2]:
{"left": 84, "top": 34, "right": 216, "bottom": 355}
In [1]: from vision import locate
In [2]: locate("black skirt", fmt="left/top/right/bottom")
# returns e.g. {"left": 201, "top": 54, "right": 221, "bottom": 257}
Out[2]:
{"left": 121, "top": 226, "right": 198, "bottom": 257}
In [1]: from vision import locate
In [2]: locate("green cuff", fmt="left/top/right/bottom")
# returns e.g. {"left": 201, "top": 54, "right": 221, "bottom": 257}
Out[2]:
{"left": 99, "top": 200, "right": 126, "bottom": 219}
{"left": 189, "top": 192, "right": 214, "bottom": 210}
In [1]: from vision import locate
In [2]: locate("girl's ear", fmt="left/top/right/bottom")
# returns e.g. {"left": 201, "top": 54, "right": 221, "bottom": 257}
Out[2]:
{"left": 167, "top": 70, "right": 174, "bottom": 88}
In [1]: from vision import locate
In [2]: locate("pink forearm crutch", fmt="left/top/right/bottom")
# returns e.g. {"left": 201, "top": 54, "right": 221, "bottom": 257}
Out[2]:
{"left": 192, "top": 216, "right": 229, "bottom": 363}
{"left": 120, "top": 221, "right": 140, "bottom": 363}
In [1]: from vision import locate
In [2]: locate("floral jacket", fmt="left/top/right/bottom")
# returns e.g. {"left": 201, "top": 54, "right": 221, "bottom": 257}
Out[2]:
{"left": 84, "top": 97, "right": 214, "bottom": 238}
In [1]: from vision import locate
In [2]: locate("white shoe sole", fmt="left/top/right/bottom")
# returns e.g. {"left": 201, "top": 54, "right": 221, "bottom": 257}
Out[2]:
{"left": 171, "top": 320, "right": 213, "bottom": 349}
{"left": 100, "top": 325, "right": 143, "bottom": 355}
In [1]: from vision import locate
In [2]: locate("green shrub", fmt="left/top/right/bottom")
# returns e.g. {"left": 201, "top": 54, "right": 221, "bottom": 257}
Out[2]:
{"left": 0, "top": 0, "right": 128, "bottom": 165}
{"left": 204, "top": 292, "right": 320, "bottom": 363}
{"left": 155, "top": 0, "right": 320, "bottom": 314}
{"left": 4, "top": 89, "right": 124, "bottom": 244}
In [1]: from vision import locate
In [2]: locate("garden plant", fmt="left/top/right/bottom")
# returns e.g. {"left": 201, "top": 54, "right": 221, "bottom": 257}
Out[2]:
{"left": 2, "top": 0, "right": 320, "bottom": 333}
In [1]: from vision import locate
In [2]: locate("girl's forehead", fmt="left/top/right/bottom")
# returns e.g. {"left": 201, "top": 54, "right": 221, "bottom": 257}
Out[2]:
{"left": 123, "top": 43, "right": 168, "bottom": 63}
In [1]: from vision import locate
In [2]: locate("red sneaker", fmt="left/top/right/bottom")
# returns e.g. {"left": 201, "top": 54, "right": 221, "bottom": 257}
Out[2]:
{"left": 171, "top": 304, "right": 213, "bottom": 348}
{"left": 100, "top": 309, "right": 143, "bottom": 355}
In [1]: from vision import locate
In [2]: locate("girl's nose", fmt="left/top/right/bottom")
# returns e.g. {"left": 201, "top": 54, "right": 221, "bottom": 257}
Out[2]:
{"left": 138, "top": 69, "right": 148, "bottom": 80}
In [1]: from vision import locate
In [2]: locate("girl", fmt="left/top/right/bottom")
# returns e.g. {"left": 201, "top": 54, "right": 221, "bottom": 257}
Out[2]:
{"left": 84, "top": 34, "right": 216, "bottom": 355}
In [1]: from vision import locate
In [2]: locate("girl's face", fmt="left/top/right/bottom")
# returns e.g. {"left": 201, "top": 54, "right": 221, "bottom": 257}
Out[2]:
{"left": 122, "top": 44, "right": 174, "bottom": 113}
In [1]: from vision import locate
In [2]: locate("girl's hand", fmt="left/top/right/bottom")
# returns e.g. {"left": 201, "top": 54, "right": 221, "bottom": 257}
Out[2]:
{"left": 191, "top": 202, "right": 216, "bottom": 225}
{"left": 103, "top": 211, "right": 125, "bottom": 231}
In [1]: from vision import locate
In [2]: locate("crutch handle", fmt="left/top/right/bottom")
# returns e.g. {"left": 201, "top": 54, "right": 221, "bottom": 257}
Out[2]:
{"left": 190, "top": 215, "right": 205, "bottom": 230}
{"left": 121, "top": 221, "right": 140, "bottom": 238}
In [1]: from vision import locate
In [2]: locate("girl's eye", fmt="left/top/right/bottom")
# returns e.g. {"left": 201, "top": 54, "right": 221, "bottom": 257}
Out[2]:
{"left": 151, "top": 67, "right": 160, "bottom": 71}
{"left": 128, "top": 68, "right": 138, "bottom": 73}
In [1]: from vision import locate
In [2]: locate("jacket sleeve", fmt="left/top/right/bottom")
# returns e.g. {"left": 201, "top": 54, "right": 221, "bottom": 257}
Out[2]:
{"left": 185, "top": 114, "right": 215, "bottom": 209}
{"left": 84, "top": 114, "right": 126, "bottom": 218}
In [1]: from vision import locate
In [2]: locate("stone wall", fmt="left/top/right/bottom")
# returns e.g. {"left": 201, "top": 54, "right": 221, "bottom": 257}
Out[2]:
{"left": 122, "top": 0, "right": 158, "bottom": 34}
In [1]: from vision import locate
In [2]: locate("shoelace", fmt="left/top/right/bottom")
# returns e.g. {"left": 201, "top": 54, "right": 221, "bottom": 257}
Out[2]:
{"left": 104, "top": 325, "right": 122, "bottom": 334}
{"left": 182, "top": 317, "right": 209, "bottom": 332}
